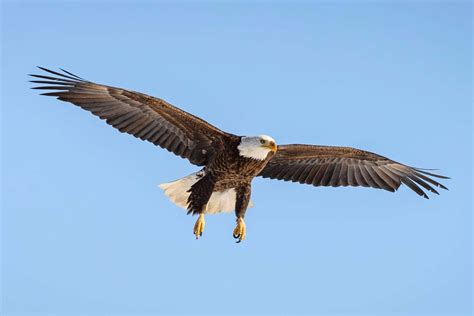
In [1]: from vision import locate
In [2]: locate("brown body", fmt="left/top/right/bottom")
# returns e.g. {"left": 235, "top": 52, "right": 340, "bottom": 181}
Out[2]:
{"left": 188, "top": 137, "right": 275, "bottom": 218}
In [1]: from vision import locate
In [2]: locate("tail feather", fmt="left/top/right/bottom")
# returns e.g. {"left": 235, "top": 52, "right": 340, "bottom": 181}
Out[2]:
{"left": 159, "top": 172, "right": 253, "bottom": 214}
{"left": 159, "top": 173, "right": 198, "bottom": 209}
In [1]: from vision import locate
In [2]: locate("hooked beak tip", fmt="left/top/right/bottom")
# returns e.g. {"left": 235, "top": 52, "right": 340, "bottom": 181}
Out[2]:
{"left": 265, "top": 142, "right": 277, "bottom": 152}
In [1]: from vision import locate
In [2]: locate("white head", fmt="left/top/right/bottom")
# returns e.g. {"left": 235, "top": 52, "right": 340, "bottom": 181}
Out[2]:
{"left": 237, "top": 135, "right": 277, "bottom": 160}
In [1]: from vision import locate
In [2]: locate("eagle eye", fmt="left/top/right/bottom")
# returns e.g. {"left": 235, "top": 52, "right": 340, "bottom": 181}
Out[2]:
{"left": 260, "top": 139, "right": 266, "bottom": 144}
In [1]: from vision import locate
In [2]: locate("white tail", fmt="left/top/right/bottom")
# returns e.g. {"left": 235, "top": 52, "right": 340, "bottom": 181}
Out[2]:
{"left": 159, "top": 172, "right": 253, "bottom": 214}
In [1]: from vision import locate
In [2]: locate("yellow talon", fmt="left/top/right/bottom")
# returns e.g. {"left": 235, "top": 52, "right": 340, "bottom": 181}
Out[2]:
{"left": 233, "top": 217, "right": 246, "bottom": 243}
{"left": 193, "top": 214, "right": 205, "bottom": 239}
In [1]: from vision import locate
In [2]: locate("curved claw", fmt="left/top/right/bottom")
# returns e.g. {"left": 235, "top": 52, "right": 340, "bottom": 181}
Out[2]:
{"left": 193, "top": 214, "right": 205, "bottom": 239}
{"left": 232, "top": 217, "right": 246, "bottom": 243}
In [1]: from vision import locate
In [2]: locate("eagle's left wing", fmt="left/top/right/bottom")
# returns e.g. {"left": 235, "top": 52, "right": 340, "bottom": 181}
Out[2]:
{"left": 30, "top": 67, "right": 238, "bottom": 166}
{"left": 258, "top": 144, "right": 448, "bottom": 198}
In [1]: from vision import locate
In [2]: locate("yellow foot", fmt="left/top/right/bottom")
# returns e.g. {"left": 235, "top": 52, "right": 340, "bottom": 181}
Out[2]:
{"left": 233, "top": 217, "right": 246, "bottom": 243}
{"left": 193, "top": 214, "right": 205, "bottom": 239}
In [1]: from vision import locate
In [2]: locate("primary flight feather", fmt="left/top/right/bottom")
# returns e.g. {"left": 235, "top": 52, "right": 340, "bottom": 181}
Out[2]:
{"left": 30, "top": 67, "right": 448, "bottom": 242}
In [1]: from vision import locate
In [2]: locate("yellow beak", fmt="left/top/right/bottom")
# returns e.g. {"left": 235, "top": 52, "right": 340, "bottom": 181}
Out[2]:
{"left": 263, "top": 142, "right": 277, "bottom": 152}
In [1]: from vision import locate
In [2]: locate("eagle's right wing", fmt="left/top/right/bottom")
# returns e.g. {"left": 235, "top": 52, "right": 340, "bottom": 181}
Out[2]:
{"left": 30, "top": 67, "right": 238, "bottom": 166}
{"left": 259, "top": 144, "right": 448, "bottom": 198}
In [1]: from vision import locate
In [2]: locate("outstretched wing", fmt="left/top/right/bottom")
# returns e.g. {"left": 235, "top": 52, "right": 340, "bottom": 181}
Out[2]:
{"left": 30, "top": 67, "right": 238, "bottom": 166}
{"left": 259, "top": 144, "right": 448, "bottom": 198}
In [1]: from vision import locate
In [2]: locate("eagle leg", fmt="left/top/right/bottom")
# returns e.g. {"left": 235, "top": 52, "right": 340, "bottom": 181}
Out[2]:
{"left": 233, "top": 217, "right": 246, "bottom": 243}
{"left": 193, "top": 213, "right": 205, "bottom": 239}
{"left": 233, "top": 185, "right": 251, "bottom": 243}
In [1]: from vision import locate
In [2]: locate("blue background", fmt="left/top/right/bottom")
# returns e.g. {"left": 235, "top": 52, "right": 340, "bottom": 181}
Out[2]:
{"left": 1, "top": 1, "right": 472, "bottom": 315}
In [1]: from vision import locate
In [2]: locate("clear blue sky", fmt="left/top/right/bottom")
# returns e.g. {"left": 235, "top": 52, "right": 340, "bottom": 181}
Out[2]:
{"left": 1, "top": 1, "right": 472, "bottom": 315}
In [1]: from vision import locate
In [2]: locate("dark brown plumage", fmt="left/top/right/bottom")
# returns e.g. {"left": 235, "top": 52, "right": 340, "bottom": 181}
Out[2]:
{"left": 30, "top": 67, "right": 236, "bottom": 166}
{"left": 258, "top": 145, "right": 448, "bottom": 199}
{"left": 30, "top": 67, "right": 448, "bottom": 242}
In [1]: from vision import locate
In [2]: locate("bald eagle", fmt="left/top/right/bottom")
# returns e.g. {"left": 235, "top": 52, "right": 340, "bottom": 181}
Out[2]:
{"left": 30, "top": 67, "right": 448, "bottom": 242}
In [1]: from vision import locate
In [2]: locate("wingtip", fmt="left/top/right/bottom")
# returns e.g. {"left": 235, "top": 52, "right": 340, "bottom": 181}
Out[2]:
{"left": 436, "top": 183, "right": 449, "bottom": 190}
{"left": 59, "top": 67, "right": 84, "bottom": 80}
{"left": 39, "top": 92, "right": 60, "bottom": 96}
{"left": 415, "top": 168, "right": 450, "bottom": 179}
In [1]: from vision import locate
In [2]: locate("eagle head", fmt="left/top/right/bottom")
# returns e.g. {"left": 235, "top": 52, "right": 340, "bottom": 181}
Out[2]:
{"left": 238, "top": 135, "right": 277, "bottom": 160}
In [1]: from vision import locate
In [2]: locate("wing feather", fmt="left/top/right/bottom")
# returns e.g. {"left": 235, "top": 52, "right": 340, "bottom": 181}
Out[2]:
{"left": 373, "top": 166, "right": 398, "bottom": 190}
{"left": 290, "top": 164, "right": 307, "bottom": 182}
{"left": 353, "top": 164, "right": 369, "bottom": 187}
{"left": 303, "top": 165, "right": 319, "bottom": 185}
{"left": 347, "top": 163, "right": 357, "bottom": 186}
{"left": 329, "top": 161, "right": 343, "bottom": 187}
{"left": 413, "top": 171, "right": 448, "bottom": 190}
{"left": 297, "top": 164, "right": 314, "bottom": 183}
{"left": 366, "top": 165, "right": 392, "bottom": 191}
{"left": 312, "top": 163, "right": 329, "bottom": 185}
{"left": 259, "top": 144, "right": 448, "bottom": 198}
{"left": 337, "top": 162, "right": 349, "bottom": 187}
{"left": 30, "top": 67, "right": 237, "bottom": 166}
{"left": 321, "top": 161, "right": 336, "bottom": 186}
